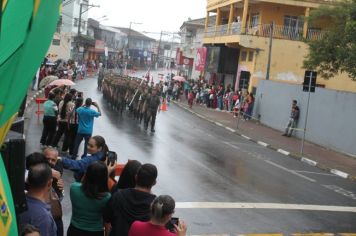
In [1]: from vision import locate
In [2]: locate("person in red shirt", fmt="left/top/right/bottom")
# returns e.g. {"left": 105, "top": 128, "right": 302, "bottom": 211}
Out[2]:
{"left": 128, "top": 195, "right": 187, "bottom": 236}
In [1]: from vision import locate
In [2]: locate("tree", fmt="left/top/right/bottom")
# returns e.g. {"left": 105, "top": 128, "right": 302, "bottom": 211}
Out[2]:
{"left": 303, "top": 0, "right": 356, "bottom": 81}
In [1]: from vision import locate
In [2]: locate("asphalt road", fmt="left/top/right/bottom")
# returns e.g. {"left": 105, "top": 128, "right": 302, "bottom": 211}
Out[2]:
{"left": 25, "top": 76, "right": 356, "bottom": 235}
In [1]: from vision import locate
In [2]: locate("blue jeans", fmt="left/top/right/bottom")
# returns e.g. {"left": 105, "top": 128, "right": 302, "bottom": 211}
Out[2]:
{"left": 72, "top": 133, "right": 91, "bottom": 158}
{"left": 217, "top": 97, "right": 223, "bottom": 110}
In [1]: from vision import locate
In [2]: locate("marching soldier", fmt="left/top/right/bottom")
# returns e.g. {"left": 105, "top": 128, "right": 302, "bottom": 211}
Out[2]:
{"left": 144, "top": 88, "right": 161, "bottom": 132}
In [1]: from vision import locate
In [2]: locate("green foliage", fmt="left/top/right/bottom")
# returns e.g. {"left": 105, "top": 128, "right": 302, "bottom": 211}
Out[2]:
{"left": 303, "top": 0, "right": 356, "bottom": 80}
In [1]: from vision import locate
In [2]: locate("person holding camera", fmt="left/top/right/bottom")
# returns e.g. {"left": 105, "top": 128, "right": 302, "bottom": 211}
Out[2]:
{"left": 128, "top": 195, "right": 187, "bottom": 236}
{"left": 72, "top": 97, "right": 101, "bottom": 158}
{"left": 61, "top": 135, "right": 112, "bottom": 182}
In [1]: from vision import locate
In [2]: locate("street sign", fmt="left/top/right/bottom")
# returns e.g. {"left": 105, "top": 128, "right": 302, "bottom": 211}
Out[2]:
{"left": 303, "top": 70, "right": 317, "bottom": 92}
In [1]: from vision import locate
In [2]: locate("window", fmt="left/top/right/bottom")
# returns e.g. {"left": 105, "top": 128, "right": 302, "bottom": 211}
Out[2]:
{"left": 248, "top": 51, "right": 254, "bottom": 62}
{"left": 283, "top": 15, "right": 304, "bottom": 39}
{"left": 52, "top": 39, "right": 60, "bottom": 46}
{"left": 250, "top": 14, "right": 259, "bottom": 28}
{"left": 241, "top": 51, "right": 247, "bottom": 61}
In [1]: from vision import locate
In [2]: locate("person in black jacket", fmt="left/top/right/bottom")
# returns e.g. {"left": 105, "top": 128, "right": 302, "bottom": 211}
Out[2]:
{"left": 104, "top": 163, "right": 158, "bottom": 236}
{"left": 282, "top": 100, "right": 300, "bottom": 137}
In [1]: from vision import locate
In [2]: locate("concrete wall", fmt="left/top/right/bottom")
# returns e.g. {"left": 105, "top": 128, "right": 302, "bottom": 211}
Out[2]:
{"left": 47, "top": 32, "right": 72, "bottom": 61}
{"left": 254, "top": 80, "right": 356, "bottom": 156}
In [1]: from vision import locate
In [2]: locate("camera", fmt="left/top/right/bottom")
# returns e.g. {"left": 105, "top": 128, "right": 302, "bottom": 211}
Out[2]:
{"left": 165, "top": 217, "right": 179, "bottom": 233}
{"left": 106, "top": 151, "right": 117, "bottom": 166}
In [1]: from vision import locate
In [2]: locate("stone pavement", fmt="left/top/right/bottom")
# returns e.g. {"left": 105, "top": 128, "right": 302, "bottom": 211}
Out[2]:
{"left": 173, "top": 99, "right": 356, "bottom": 181}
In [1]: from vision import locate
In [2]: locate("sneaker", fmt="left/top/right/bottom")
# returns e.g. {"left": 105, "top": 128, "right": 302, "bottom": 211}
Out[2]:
{"left": 151, "top": 129, "right": 155, "bottom": 133}
{"left": 282, "top": 133, "right": 287, "bottom": 136}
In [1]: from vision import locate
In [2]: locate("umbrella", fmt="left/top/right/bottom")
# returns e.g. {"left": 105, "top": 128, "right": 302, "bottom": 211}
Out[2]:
{"left": 39, "top": 75, "right": 58, "bottom": 88}
{"left": 49, "top": 79, "right": 75, "bottom": 87}
{"left": 172, "top": 75, "right": 186, "bottom": 82}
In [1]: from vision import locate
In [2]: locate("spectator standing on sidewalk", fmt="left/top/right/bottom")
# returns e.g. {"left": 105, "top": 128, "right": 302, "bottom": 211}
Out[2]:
{"left": 52, "top": 93, "right": 74, "bottom": 153}
{"left": 244, "top": 93, "right": 254, "bottom": 120}
{"left": 67, "top": 162, "right": 111, "bottom": 236}
{"left": 128, "top": 195, "right": 187, "bottom": 236}
{"left": 187, "top": 90, "right": 194, "bottom": 108}
{"left": 68, "top": 97, "right": 83, "bottom": 156}
{"left": 104, "top": 163, "right": 158, "bottom": 236}
{"left": 40, "top": 93, "right": 58, "bottom": 147}
{"left": 72, "top": 98, "right": 101, "bottom": 158}
{"left": 43, "top": 147, "right": 65, "bottom": 236}
{"left": 62, "top": 135, "right": 108, "bottom": 181}
{"left": 282, "top": 100, "right": 300, "bottom": 137}
{"left": 19, "top": 163, "right": 57, "bottom": 236}
{"left": 216, "top": 86, "right": 224, "bottom": 110}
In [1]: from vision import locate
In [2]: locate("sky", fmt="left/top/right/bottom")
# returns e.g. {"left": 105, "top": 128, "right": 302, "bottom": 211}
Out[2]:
{"left": 89, "top": 0, "right": 207, "bottom": 41}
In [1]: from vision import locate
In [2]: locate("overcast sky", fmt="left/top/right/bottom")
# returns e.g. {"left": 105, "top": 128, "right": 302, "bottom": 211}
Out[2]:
{"left": 89, "top": 0, "right": 207, "bottom": 41}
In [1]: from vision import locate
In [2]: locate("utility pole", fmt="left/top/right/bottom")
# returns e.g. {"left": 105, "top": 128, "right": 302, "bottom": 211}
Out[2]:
{"left": 77, "top": 2, "right": 99, "bottom": 60}
{"left": 169, "top": 33, "right": 176, "bottom": 73}
{"left": 266, "top": 22, "right": 274, "bottom": 80}
{"left": 156, "top": 31, "right": 164, "bottom": 70}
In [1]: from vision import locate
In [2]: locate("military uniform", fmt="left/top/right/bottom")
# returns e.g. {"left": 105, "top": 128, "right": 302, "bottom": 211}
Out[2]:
{"left": 144, "top": 94, "right": 160, "bottom": 132}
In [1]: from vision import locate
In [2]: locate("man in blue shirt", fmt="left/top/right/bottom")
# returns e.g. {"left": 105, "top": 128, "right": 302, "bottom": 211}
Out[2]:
{"left": 19, "top": 163, "right": 57, "bottom": 236}
{"left": 72, "top": 98, "right": 101, "bottom": 158}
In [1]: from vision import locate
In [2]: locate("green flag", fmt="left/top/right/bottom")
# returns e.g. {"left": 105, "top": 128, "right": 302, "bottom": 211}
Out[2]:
{"left": 0, "top": 0, "right": 62, "bottom": 235}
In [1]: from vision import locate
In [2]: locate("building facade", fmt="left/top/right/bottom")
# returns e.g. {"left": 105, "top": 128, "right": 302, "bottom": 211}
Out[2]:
{"left": 114, "top": 27, "right": 156, "bottom": 69}
{"left": 203, "top": 0, "right": 356, "bottom": 93}
{"left": 179, "top": 18, "right": 210, "bottom": 80}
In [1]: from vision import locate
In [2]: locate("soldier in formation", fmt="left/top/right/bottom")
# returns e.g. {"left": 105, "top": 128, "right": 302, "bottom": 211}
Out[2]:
{"left": 101, "top": 74, "right": 162, "bottom": 132}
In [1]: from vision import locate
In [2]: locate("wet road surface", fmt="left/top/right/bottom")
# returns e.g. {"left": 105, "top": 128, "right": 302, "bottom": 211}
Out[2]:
{"left": 25, "top": 77, "right": 356, "bottom": 235}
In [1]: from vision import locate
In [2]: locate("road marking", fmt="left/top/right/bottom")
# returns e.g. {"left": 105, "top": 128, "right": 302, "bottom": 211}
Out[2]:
{"left": 301, "top": 157, "right": 318, "bottom": 166}
{"left": 215, "top": 122, "right": 224, "bottom": 127}
{"left": 225, "top": 127, "right": 236, "bottom": 133}
{"left": 175, "top": 202, "right": 356, "bottom": 212}
{"left": 330, "top": 169, "right": 349, "bottom": 179}
{"left": 264, "top": 160, "right": 316, "bottom": 182}
{"left": 295, "top": 170, "right": 334, "bottom": 176}
{"left": 241, "top": 135, "right": 251, "bottom": 140}
{"left": 223, "top": 141, "right": 241, "bottom": 150}
{"left": 292, "top": 234, "right": 334, "bottom": 236}
{"left": 257, "top": 141, "right": 269, "bottom": 147}
{"left": 322, "top": 185, "right": 356, "bottom": 200}
{"left": 277, "top": 149, "right": 290, "bottom": 156}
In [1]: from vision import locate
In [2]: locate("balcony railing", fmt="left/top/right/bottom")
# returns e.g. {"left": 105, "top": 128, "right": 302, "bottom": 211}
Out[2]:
{"left": 204, "top": 23, "right": 326, "bottom": 41}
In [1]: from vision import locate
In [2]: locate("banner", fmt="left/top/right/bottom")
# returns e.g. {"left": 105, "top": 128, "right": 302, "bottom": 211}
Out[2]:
{"left": 195, "top": 47, "right": 207, "bottom": 72}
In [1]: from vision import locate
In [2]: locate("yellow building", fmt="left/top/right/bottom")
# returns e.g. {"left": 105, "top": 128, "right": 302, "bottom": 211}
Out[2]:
{"left": 203, "top": 0, "right": 356, "bottom": 93}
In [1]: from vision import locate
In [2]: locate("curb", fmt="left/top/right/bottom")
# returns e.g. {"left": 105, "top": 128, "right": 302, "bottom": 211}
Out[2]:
{"left": 25, "top": 88, "right": 45, "bottom": 109}
{"left": 173, "top": 101, "right": 355, "bottom": 181}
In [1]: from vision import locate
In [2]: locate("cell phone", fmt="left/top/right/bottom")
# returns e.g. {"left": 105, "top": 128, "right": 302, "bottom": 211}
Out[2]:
{"left": 106, "top": 151, "right": 117, "bottom": 166}
{"left": 165, "top": 217, "right": 179, "bottom": 233}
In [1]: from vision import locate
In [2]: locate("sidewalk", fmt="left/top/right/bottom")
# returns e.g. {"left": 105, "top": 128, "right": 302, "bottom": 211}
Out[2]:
{"left": 173, "top": 99, "right": 356, "bottom": 181}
